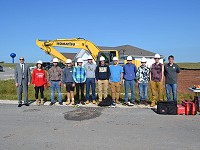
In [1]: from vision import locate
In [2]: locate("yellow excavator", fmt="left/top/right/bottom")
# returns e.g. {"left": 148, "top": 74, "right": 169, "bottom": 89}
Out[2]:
{"left": 36, "top": 38, "right": 119, "bottom": 65}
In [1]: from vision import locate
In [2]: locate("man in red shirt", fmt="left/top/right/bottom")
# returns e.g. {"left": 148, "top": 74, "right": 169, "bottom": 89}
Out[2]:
{"left": 32, "top": 60, "right": 47, "bottom": 105}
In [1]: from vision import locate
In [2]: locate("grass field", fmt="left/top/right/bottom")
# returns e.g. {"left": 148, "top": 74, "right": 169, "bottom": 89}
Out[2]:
{"left": 177, "top": 62, "right": 200, "bottom": 69}
{"left": 0, "top": 79, "right": 194, "bottom": 104}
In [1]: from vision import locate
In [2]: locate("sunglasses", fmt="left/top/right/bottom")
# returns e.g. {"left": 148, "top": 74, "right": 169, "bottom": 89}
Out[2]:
{"left": 19, "top": 59, "right": 24, "bottom": 60}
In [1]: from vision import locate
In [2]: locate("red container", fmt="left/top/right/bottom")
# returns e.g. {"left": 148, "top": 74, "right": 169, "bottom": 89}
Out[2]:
{"left": 182, "top": 100, "right": 197, "bottom": 115}
{"left": 177, "top": 105, "right": 185, "bottom": 115}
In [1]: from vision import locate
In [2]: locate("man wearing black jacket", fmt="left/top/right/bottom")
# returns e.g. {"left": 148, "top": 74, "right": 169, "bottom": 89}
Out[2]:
{"left": 95, "top": 56, "right": 110, "bottom": 102}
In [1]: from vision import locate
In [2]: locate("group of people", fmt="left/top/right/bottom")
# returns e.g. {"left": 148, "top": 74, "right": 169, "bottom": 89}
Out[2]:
{"left": 14, "top": 54, "right": 180, "bottom": 107}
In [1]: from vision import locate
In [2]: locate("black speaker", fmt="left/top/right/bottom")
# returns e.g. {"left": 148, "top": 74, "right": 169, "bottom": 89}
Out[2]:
{"left": 157, "top": 101, "right": 177, "bottom": 115}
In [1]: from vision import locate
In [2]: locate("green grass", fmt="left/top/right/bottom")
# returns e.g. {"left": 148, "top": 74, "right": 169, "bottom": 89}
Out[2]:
{"left": 177, "top": 62, "right": 200, "bottom": 69}
{"left": 0, "top": 79, "right": 195, "bottom": 104}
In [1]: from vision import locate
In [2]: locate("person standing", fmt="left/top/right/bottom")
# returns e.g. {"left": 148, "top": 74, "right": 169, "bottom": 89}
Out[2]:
{"left": 62, "top": 59, "right": 75, "bottom": 105}
{"left": 123, "top": 56, "right": 137, "bottom": 106}
{"left": 73, "top": 58, "right": 86, "bottom": 105}
{"left": 14, "top": 57, "right": 31, "bottom": 107}
{"left": 109, "top": 57, "right": 123, "bottom": 107}
{"left": 95, "top": 56, "right": 110, "bottom": 102}
{"left": 164, "top": 55, "right": 180, "bottom": 101}
{"left": 32, "top": 60, "right": 47, "bottom": 106}
{"left": 136, "top": 57, "right": 150, "bottom": 105}
{"left": 84, "top": 55, "right": 97, "bottom": 104}
{"left": 150, "top": 54, "right": 164, "bottom": 107}
{"left": 48, "top": 58, "right": 63, "bottom": 105}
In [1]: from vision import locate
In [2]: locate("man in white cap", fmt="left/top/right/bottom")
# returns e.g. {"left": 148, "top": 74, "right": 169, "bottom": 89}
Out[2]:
{"left": 123, "top": 56, "right": 137, "bottom": 106}
{"left": 48, "top": 58, "right": 63, "bottom": 105}
{"left": 150, "top": 54, "right": 164, "bottom": 107}
{"left": 109, "top": 56, "right": 123, "bottom": 107}
{"left": 84, "top": 55, "right": 97, "bottom": 104}
{"left": 136, "top": 57, "right": 150, "bottom": 105}
{"left": 95, "top": 56, "right": 110, "bottom": 102}
{"left": 62, "top": 59, "right": 75, "bottom": 105}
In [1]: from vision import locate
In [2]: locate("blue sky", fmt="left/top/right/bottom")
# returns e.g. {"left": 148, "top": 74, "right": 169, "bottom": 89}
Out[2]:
{"left": 0, "top": 0, "right": 200, "bottom": 63}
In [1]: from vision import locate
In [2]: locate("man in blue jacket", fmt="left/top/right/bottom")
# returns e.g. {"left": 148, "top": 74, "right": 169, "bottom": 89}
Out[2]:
{"left": 123, "top": 56, "right": 137, "bottom": 106}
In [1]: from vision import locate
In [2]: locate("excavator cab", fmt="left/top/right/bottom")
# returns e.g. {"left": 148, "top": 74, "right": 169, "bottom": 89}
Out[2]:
{"left": 97, "top": 50, "right": 117, "bottom": 65}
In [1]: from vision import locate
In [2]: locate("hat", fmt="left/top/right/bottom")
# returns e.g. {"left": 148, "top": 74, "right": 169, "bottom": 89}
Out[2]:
{"left": 113, "top": 57, "right": 118, "bottom": 61}
{"left": 141, "top": 57, "right": 147, "bottom": 63}
{"left": 53, "top": 58, "right": 59, "bottom": 63}
{"left": 66, "top": 59, "right": 72, "bottom": 64}
{"left": 127, "top": 56, "right": 132, "bottom": 61}
{"left": 77, "top": 58, "right": 83, "bottom": 63}
{"left": 87, "top": 55, "right": 93, "bottom": 60}
{"left": 154, "top": 54, "right": 161, "bottom": 59}
{"left": 37, "top": 60, "right": 43, "bottom": 64}
{"left": 99, "top": 56, "right": 105, "bottom": 61}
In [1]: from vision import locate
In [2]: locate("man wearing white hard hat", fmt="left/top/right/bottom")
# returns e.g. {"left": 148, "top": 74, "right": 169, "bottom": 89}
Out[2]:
{"left": 62, "top": 59, "right": 75, "bottom": 105}
{"left": 136, "top": 57, "right": 150, "bottom": 105}
{"left": 123, "top": 56, "right": 137, "bottom": 106}
{"left": 109, "top": 56, "right": 123, "bottom": 107}
{"left": 84, "top": 55, "right": 97, "bottom": 104}
{"left": 48, "top": 58, "right": 63, "bottom": 105}
{"left": 73, "top": 58, "right": 86, "bottom": 105}
{"left": 95, "top": 56, "right": 110, "bottom": 102}
{"left": 150, "top": 54, "right": 164, "bottom": 107}
{"left": 32, "top": 60, "right": 47, "bottom": 105}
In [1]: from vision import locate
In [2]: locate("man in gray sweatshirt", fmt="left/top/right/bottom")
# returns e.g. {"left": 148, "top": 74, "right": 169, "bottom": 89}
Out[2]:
{"left": 84, "top": 55, "right": 97, "bottom": 104}
{"left": 62, "top": 59, "right": 75, "bottom": 105}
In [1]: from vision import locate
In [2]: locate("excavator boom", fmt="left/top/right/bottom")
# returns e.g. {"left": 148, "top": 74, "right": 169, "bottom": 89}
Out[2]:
{"left": 36, "top": 38, "right": 102, "bottom": 63}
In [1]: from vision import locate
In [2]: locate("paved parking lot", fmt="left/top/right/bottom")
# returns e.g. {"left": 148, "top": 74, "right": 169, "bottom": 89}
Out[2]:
{"left": 0, "top": 103, "right": 199, "bottom": 150}
{"left": 0, "top": 67, "right": 14, "bottom": 80}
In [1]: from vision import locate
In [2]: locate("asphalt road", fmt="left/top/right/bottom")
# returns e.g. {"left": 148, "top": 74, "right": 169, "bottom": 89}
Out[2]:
{"left": 0, "top": 67, "right": 14, "bottom": 80}
{"left": 0, "top": 104, "right": 200, "bottom": 150}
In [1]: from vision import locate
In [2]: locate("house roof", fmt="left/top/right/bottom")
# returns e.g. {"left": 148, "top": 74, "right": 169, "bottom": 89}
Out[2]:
{"left": 98, "top": 45, "right": 161, "bottom": 57}
{"left": 61, "top": 53, "right": 77, "bottom": 60}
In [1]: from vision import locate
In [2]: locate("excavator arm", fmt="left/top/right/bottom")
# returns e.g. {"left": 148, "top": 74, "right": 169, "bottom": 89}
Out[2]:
{"left": 36, "top": 38, "right": 101, "bottom": 63}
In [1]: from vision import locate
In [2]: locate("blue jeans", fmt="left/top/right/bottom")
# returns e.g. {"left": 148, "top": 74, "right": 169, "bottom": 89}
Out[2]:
{"left": 86, "top": 78, "right": 96, "bottom": 100}
{"left": 50, "top": 81, "right": 62, "bottom": 103}
{"left": 139, "top": 83, "right": 148, "bottom": 101}
{"left": 124, "top": 80, "right": 135, "bottom": 102}
{"left": 165, "top": 84, "right": 177, "bottom": 101}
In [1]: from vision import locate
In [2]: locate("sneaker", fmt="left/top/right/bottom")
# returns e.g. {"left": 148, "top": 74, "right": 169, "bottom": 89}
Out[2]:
{"left": 24, "top": 103, "right": 29, "bottom": 106}
{"left": 116, "top": 100, "right": 120, "bottom": 104}
{"left": 85, "top": 100, "right": 90, "bottom": 104}
{"left": 49, "top": 102, "right": 55, "bottom": 106}
{"left": 59, "top": 102, "right": 63, "bottom": 105}
{"left": 18, "top": 104, "right": 22, "bottom": 107}
{"left": 110, "top": 101, "right": 116, "bottom": 108}
{"left": 81, "top": 101, "right": 85, "bottom": 105}
{"left": 124, "top": 102, "right": 134, "bottom": 106}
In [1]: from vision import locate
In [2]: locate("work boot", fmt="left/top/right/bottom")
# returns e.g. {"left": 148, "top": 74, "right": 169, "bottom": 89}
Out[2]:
{"left": 36, "top": 99, "right": 40, "bottom": 106}
{"left": 92, "top": 100, "right": 97, "bottom": 105}
{"left": 71, "top": 99, "right": 75, "bottom": 105}
{"left": 116, "top": 99, "right": 120, "bottom": 104}
{"left": 85, "top": 100, "right": 90, "bottom": 104}
{"left": 40, "top": 99, "right": 44, "bottom": 105}
{"left": 66, "top": 99, "right": 70, "bottom": 105}
{"left": 150, "top": 101, "right": 156, "bottom": 107}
